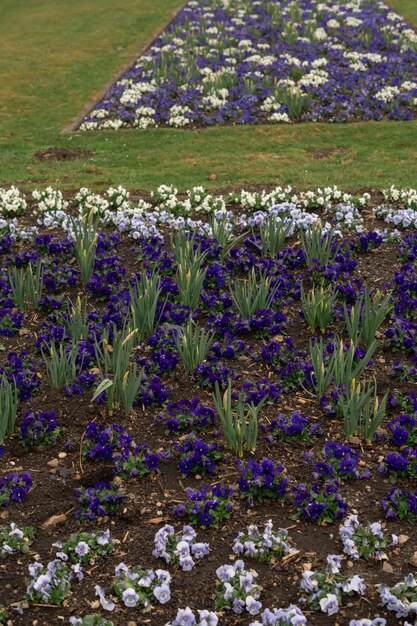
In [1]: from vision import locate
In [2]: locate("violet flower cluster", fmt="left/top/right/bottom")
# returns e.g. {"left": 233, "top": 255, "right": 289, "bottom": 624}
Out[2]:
{"left": 173, "top": 484, "right": 234, "bottom": 528}
{"left": 381, "top": 487, "right": 417, "bottom": 524}
{"left": 262, "top": 410, "right": 321, "bottom": 443}
{"left": 292, "top": 478, "right": 348, "bottom": 525}
{"left": 309, "top": 441, "right": 369, "bottom": 481}
{"left": 159, "top": 398, "right": 216, "bottom": 435}
{"left": 19, "top": 409, "right": 61, "bottom": 450}
{"left": 379, "top": 448, "right": 417, "bottom": 482}
{"left": 74, "top": 481, "right": 125, "bottom": 523}
{"left": 387, "top": 413, "right": 417, "bottom": 447}
{"left": 237, "top": 458, "right": 288, "bottom": 506}
{"left": 176, "top": 435, "right": 221, "bottom": 476}
{"left": 152, "top": 524, "right": 210, "bottom": 571}
{"left": 0, "top": 472, "right": 32, "bottom": 507}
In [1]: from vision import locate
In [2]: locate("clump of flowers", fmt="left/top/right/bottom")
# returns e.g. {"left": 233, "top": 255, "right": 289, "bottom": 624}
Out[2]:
{"left": 292, "top": 479, "right": 348, "bottom": 525}
{"left": 379, "top": 449, "right": 417, "bottom": 482}
{"left": 237, "top": 459, "right": 288, "bottom": 507}
{"left": 339, "top": 515, "right": 398, "bottom": 560}
{"left": 113, "top": 443, "right": 161, "bottom": 480}
{"left": 177, "top": 436, "right": 221, "bottom": 476}
{"left": 164, "top": 607, "right": 218, "bottom": 626}
{"left": 0, "top": 186, "right": 26, "bottom": 217}
{"left": 82, "top": 422, "right": 132, "bottom": 462}
{"left": 249, "top": 605, "right": 307, "bottom": 626}
{"left": 389, "top": 390, "right": 417, "bottom": 415}
{"left": 260, "top": 339, "right": 308, "bottom": 391}
{"left": 54, "top": 529, "right": 113, "bottom": 565}
{"left": 19, "top": 409, "right": 61, "bottom": 449}
{"left": 378, "top": 574, "right": 417, "bottom": 619}
{"left": 152, "top": 524, "right": 210, "bottom": 571}
{"left": 232, "top": 520, "right": 295, "bottom": 563}
{"left": 159, "top": 398, "right": 216, "bottom": 435}
{"left": 310, "top": 441, "right": 369, "bottom": 481}
{"left": 300, "top": 554, "right": 366, "bottom": 616}
{"left": 262, "top": 411, "right": 321, "bottom": 443}
{"left": 0, "top": 522, "right": 34, "bottom": 557}
{"left": 215, "top": 559, "right": 262, "bottom": 616}
{"left": 173, "top": 484, "right": 234, "bottom": 528}
{"left": 70, "top": 616, "right": 114, "bottom": 626}
{"left": 25, "top": 559, "right": 83, "bottom": 605}
{"left": 96, "top": 563, "right": 171, "bottom": 610}
{"left": 381, "top": 487, "right": 417, "bottom": 524}
{"left": 387, "top": 414, "right": 417, "bottom": 447}
{"left": 74, "top": 482, "right": 125, "bottom": 523}
{"left": 0, "top": 472, "right": 32, "bottom": 507}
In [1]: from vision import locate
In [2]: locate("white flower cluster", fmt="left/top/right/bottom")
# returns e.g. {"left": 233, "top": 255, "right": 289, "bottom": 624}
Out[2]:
{"left": 105, "top": 185, "right": 130, "bottom": 210}
{"left": 383, "top": 186, "right": 417, "bottom": 209}
{"left": 168, "top": 105, "right": 193, "bottom": 127}
{"left": 32, "top": 186, "right": 68, "bottom": 214}
{"left": 74, "top": 187, "right": 110, "bottom": 216}
{"left": 0, "top": 185, "right": 27, "bottom": 217}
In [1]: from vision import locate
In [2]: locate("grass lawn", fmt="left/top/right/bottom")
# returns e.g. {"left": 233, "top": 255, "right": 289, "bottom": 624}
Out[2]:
{"left": 0, "top": 0, "right": 416, "bottom": 192}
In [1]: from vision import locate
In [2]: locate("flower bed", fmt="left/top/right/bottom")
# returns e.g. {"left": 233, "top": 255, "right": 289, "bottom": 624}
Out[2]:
{"left": 81, "top": 0, "right": 417, "bottom": 130}
{"left": 0, "top": 183, "right": 417, "bottom": 624}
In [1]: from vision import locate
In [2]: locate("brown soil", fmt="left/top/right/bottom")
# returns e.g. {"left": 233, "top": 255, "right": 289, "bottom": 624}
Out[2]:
{"left": 34, "top": 148, "right": 93, "bottom": 162}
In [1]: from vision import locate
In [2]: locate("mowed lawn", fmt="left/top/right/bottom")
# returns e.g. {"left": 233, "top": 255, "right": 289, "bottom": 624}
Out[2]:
{"left": 0, "top": 0, "right": 416, "bottom": 192}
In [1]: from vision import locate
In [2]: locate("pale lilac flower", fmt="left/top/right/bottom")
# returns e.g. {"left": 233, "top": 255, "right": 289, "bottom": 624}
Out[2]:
{"left": 33, "top": 574, "right": 51, "bottom": 593}
{"left": 319, "top": 593, "right": 339, "bottom": 615}
{"left": 71, "top": 563, "right": 84, "bottom": 582}
{"left": 198, "top": 609, "right": 218, "bottom": 626}
{"left": 191, "top": 542, "right": 209, "bottom": 559}
{"left": 246, "top": 596, "right": 262, "bottom": 616}
{"left": 179, "top": 555, "right": 195, "bottom": 571}
{"left": 342, "top": 575, "right": 366, "bottom": 595}
{"left": 75, "top": 541, "right": 90, "bottom": 557}
{"left": 154, "top": 583, "right": 171, "bottom": 604}
{"left": 326, "top": 554, "right": 342, "bottom": 574}
{"left": 95, "top": 584, "right": 116, "bottom": 612}
{"left": 122, "top": 587, "right": 139, "bottom": 607}
{"left": 97, "top": 529, "right": 111, "bottom": 545}
{"left": 175, "top": 540, "right": 191, "bottom": 558}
